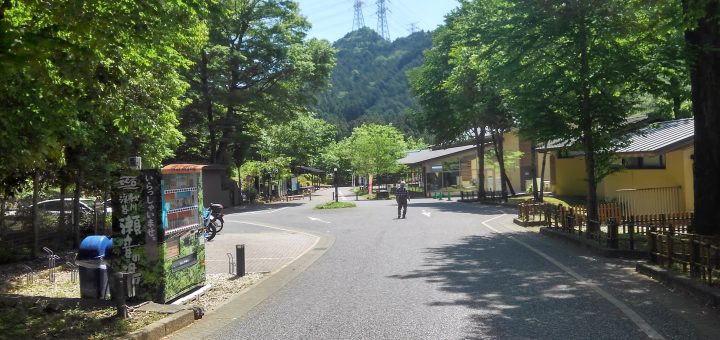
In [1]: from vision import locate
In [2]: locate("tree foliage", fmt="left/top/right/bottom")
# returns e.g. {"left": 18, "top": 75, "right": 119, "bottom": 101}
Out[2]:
{"left": 345, "top": 124, "right": 408, "bottom": 177}
{"left": 312, "top": 28, "right": 432, "bottom": 138}
{"left": 174, "top": 0, "right": 336, "bottom": 167}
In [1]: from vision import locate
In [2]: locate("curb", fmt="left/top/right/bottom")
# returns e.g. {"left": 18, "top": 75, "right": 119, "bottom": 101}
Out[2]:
{"left": 125, "top": 309, "right": 197, "bottom": 340}
{"left": 539, "top": 227, "right": 648, "bottom": 259}
{"left": 160, "top": 225, "right": 335, "bottom": 339}
{"left": 636, "top": 262, "right": 720, "bottom": 308}
{"left": 512, "top": 218, "right": 546, "bottom": 227}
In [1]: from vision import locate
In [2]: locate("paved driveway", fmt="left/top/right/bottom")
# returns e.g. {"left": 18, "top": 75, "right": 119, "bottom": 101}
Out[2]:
{"left": 184, "top": 188, "right": 720, "bottom": 339}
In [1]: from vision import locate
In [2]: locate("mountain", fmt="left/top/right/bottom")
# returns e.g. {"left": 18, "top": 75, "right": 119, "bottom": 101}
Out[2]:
{"left": 312, "top": 28, "right": 432, "bottom": 137}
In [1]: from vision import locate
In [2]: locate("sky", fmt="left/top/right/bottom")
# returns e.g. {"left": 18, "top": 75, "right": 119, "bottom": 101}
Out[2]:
{"left": 295, "top": 0, "right": 460, "bottom": 43}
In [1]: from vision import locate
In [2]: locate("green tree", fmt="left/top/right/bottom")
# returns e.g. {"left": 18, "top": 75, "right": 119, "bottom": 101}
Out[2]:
{"left": 346, "top": 124, "right": 407, "bottom": 185}
{"left": 176, "top": 0, "right": 336, "bottom": 167}
{"left": 1, "top": 0, "right": 207, "bottom": 252}
{"left": 458, "top": 0, "right": 670, "bottom": 233}
{"left": 258, "top": 111, "right": 337, "bottom": 169}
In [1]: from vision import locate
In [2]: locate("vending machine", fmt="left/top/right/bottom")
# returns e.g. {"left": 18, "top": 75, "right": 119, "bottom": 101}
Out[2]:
{"left": 111, "top": 164, "right": 206, "bottom": 303}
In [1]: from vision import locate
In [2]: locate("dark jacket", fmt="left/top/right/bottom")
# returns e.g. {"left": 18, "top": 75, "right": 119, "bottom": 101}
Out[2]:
{"left": 395, "top": 187, "right": 409, "bottom": 203}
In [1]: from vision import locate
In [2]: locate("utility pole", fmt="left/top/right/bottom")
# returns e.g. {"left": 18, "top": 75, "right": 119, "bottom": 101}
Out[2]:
{"left": 408, "top": 22, "right": 419, "bottom": 34}
{"left": 352, "top": 0, "right": 365, "bottom": 31}
{"left": 376, "top": 0, "right": 390, "bottom": 40}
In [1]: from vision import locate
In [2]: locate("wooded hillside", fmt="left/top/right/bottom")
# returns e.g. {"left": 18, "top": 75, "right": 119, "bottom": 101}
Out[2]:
{"left": 312, "top": 28, "right": 431, "bottom": 137}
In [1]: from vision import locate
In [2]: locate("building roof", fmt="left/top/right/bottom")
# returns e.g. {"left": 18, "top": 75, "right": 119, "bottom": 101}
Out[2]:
{"left": 399, "top": 144, "right": 477, "bottom": 165}
{"left": 618, "top": 118, "right": 694, "bottom": 155}
{"left": 539, "top": 118, "right": 694, "bottom": 155}
{"left": 295, "top": 165, "right": 325, "bottom": 174}
{"left": 162, "top": 164, "right": 207, "bottom": 174}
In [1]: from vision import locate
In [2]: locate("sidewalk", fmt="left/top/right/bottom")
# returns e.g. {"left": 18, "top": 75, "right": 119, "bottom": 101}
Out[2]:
{"left": 163, "top": 190, "right": 335, "bottom": 339}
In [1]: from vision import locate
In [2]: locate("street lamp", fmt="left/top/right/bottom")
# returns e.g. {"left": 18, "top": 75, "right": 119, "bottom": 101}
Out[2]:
{"left": 334, "top": 167, "right": 338, "bottom": 203}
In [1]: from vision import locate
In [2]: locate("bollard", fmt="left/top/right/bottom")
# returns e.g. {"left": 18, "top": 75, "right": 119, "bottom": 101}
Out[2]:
{"left": 112, "top": 273, "right": 129, "bottom": 319}
{"left": 447, "top": 192, "right": 452, "bottom": 201}
{"left": 356, "top": 191, "right": 359, "bottom": 201}
{"left": 608, "top": 218, "right": 619, "bottom": 249}
{"left": 309, "top": 191, "right": 312, "bottom": 201}
{"left": 236, "top": 244, "right": 245, "bottom": 277}
{"left": 438, "top": 192, "right": 443, "bottom": 200}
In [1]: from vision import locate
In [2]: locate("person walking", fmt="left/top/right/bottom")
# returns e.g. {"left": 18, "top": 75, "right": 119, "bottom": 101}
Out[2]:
{"left": 396, "top": 181, "right": 409, "bottom": 219}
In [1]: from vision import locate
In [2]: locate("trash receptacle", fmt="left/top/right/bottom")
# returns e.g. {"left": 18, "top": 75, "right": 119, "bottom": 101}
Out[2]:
{"left": 76, "top": 235, "right": 113, "bottom": 299}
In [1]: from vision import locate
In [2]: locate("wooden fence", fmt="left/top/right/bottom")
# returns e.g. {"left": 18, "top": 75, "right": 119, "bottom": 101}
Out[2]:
{"left": 458, "top": 190, "right": 505, "bottom": 202}
{"left": 517, "top": 201, "right": 694, "bottom": 250}
{"left": 647, "top": 231, "right": 720, "bottom": 286}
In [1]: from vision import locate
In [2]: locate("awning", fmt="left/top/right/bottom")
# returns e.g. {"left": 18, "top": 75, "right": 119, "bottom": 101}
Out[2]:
{"left": 295, "top": 166, "right": 325, "bottom": 174}
{"left": 162, "top": 164, "right": 207, "bottom": 174}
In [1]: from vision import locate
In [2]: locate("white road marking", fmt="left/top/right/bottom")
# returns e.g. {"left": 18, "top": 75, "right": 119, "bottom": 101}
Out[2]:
{"left": 422, "top": 210, "right": 431, "bottom": 217}
{"left": 233, "top": 207, "right": 289, "bottom": 215}
{"left": 308, "top": 217, "right": 331, "bottom": 224}
{"left": 481, "top": 214, "right": 665, "bottom": 340}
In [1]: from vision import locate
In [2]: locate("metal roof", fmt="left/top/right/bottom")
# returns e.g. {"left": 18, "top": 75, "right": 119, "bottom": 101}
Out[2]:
{"left": 399, "top": 144, "right": 477, "bottom": 165}
{"left": 618, "top": 118, "right": 694, "bottom": 154}
{"left": 538, "top": 118, "right": 694, "bottom": 155}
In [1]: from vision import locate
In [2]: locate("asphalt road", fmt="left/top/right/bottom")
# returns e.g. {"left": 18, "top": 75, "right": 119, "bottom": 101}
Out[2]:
{"left": 209, "top": 188, "right": 719, "bottom": 339}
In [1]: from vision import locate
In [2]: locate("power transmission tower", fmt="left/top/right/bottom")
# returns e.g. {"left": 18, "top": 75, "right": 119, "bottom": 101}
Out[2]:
{"left": 376, "top": 0, "right": 390, "bottom": 40}
{"left": 352, "top": 0, "right": 365, "bottom": 31}
{"left": 408, "top": 22, "right": 419, "bottom": 34}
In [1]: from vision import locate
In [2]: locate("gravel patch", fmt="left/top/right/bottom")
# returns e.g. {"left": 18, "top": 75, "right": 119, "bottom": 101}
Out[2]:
{"left": 184, "top": 273, "right": 267, "bottom": 313}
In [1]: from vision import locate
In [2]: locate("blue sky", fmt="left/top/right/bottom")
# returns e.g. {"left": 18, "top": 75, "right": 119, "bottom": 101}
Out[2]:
{"left": 296, "top": 0, "right": 460, "bottom": 42}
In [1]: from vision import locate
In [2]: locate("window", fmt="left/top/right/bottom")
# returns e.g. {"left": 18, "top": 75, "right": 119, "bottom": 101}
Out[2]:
{"left": 622, "top": 155, "right": 665, "bottom": 169}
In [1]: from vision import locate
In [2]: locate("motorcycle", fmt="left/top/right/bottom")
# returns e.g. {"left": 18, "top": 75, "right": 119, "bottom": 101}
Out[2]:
{"left": 201, "top": 207, "right": 218, "bottom": 241}
{"left": 209, "top": 203, "right": 224, "bottom": 232}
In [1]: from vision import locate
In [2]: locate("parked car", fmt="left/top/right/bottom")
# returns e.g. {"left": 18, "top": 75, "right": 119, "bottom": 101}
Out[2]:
{"left": 11, "top": 198, "right": 103, "bottom": 228}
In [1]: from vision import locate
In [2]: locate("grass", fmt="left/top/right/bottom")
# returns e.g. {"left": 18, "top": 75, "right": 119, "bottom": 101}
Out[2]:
{"left": 0, "top": 302, "right": 165, "bottom": 339}
{"left": 315, "top": 201, "right": 357, "bottom": 209}
{"left": 0, "top": 263, "right": 165, "bottom": 339}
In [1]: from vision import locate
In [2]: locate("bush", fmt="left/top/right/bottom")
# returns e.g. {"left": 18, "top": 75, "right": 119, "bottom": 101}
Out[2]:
{"left": 242, "top": 187, "right": 257, "bottom": 202}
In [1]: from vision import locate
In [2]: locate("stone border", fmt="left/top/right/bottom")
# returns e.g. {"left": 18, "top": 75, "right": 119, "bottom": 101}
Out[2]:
{"left": 539, "top": 227, "right": 648, "bottom": 259}
{"left": 124, "top": 308, "right": 197, "bottom": 340}
{"left": 512, "top": 218, "right": 547, "bottom": 227}
{"left": 636, "top": 262, "right": 720, "bottom": 308}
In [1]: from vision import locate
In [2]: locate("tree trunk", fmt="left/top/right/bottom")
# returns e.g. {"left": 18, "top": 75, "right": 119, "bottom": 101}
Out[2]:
{"left": 491, "top": 129, "right": 511, "bottom": 202}
{"left": 73, "top": 170, "right": 82, "bottom": 247}
{"left": 670, "top": 77, "right": 686, "bottom": 119}
{"left": 539, "top": 142, "right": 549, "bottom": 202}
{"left": 0, "top": 195, "right": 5, "bottom": 236}
{"left": 32, "top": 170, "right": 40, "bottom": 257}
{"left": 473, "top": 126, "right": 487, "bottom": 198}
{"left": 531, "top": 142, "right": 539, "bottom": 201}
{"left": 102, "top": 189, "right": 109, "bottom": 234}
{"left": 686, "top": 0, "right": 720, "bottom": 235}
{"left": 59, "top": 183, "right": 67, "bottom": 233}
{"left": 579, "top": 15, "right": 600, "bottom": 235}
{"left": 201, "top": 50, "right": 217, "bottom": 163}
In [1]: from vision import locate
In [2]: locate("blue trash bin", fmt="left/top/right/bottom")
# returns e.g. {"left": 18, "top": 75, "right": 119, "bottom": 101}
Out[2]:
{"left": 76, "top": 235, "right": 113, "bottom": 299}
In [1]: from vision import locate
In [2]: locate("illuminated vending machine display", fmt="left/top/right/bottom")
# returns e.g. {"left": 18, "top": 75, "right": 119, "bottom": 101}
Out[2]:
{"left": 111, "top": 164, "right": 206, "bottom": 303}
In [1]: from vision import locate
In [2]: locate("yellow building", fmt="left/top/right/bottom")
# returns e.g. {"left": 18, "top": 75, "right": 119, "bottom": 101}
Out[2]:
{"left": 399, "top": 132, "right": 532, "bottom": 196}
{"left": 541, "top": 118, "right": 695, "bottom": 214}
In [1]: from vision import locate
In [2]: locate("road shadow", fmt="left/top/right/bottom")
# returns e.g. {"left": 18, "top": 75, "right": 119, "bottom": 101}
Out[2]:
{"left": 387, "top": 232, "right": 647, "bottom": 339}
{"left": 408, "top": 200, "right": 517, "bottom": 216}
{"left": 223, "top": 203, "right": 304, "bottom": 215}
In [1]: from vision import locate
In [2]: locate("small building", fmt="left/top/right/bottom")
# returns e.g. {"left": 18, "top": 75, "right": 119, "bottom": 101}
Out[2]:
{"left": 540, "top": 118, "right": 695, "bottom": 214}
{"left": 399, "top": 132, "right": 534, "bottom": 196}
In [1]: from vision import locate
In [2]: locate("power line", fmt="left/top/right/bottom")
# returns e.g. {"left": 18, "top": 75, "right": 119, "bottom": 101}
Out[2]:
{"left": 376, "top": 0, "right": 390, "bottom": 40}
{"left": 352, "top": 0, "right": 366, "bottom": 31}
